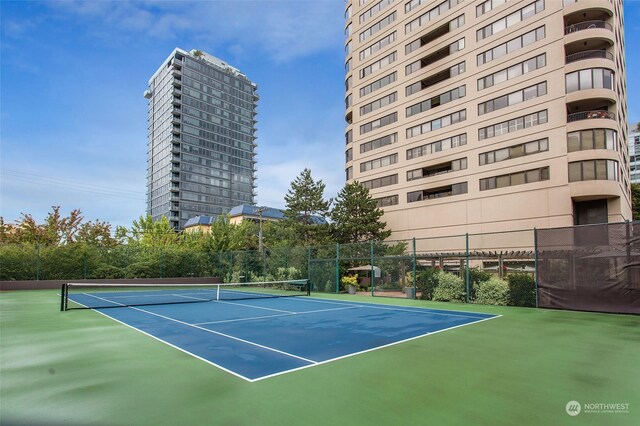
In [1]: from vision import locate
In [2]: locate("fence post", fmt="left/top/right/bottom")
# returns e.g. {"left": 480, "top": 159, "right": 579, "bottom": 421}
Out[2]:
{"left": 335, "top": 243, "right": 340, "bottom": 294}
{"left": 412, "top": 238, "right": 417, "bottom": 300}
{"left": 307, "top": 247, "right": 312, "bottom": 291}
{"left": 534, "top": 227, "right": 539, "bottom": 308}
{"left": 465, "top": 233, "right": 470, "bottom": 303}
{"left": 159, "top": 247, "right": 164, "bottom": 279}
{"left": 36, "top": 243, "right": 41, "bottom": 281}
{"left": 83, "top": 251, "right": 87, "bottom": 280}
{"left": 370, "top": 241, "right": 375, "bottom": 297}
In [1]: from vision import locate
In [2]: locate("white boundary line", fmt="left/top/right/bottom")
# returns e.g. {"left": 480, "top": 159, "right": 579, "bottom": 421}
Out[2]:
{"left": 193, "top": 306, "right": 360, "bottom": 326}
{"left": 251, "top": 315, "right": 502, "bottom": 382}
{"left": 292, "top": 297, "right": 492, "bottom": 319}
{"left": 69, "top": 293, "right": 501, "bottom": 383}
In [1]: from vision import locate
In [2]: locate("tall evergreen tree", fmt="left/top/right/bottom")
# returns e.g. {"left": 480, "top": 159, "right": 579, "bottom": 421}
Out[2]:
{"left": 283, "top": 168, "right": 331, "bottom": 246}
{"left": 330, "top": 182, "right": 391, "bottom": 243}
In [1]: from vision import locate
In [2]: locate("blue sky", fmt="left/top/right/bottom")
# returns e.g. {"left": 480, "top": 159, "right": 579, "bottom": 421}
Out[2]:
{"left": 1, "top": 0, "right": 639, "bottom": 228}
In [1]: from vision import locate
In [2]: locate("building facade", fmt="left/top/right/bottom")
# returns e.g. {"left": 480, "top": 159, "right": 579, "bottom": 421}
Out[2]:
{"left": 344, "top": 0, "right": 631, "bottom": 240}
{"left": 630, "top": 124, "right": 640, "bottom": 184}
{"left": 145, "top": 48, "right": 258, "bottom": 229}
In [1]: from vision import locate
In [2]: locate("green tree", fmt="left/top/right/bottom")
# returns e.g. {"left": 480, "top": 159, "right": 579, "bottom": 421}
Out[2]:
{"left": 195, "top": 215, "right": 256, "bottom": 252}
{"left": 283, "top": 169, "right": 331, "bottom": 246}
{"left": 632, "top": 183, "right": 640, "bottom": 221}
{"left": 129, "top": 215, "right": 177, "bottom": 246}
{"left": 330, "top": 181, "right": 391, "bottom": 243}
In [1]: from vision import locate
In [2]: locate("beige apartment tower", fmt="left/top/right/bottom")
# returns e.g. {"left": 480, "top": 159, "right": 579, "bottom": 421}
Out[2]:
{"left": 344, "top": 0, "right": 631, "bottom": 240}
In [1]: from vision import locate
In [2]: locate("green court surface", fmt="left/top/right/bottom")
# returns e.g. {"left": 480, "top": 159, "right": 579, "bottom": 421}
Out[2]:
{"left": 1, "top": 290, "right": 638, "bottom": 425}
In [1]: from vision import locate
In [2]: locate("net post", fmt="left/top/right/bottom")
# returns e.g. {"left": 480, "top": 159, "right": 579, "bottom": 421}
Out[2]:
{"left": 412, "top": 238, "right": 417, "bottom": 300}
{"left": 335, "top": 243, "right": 340, "bottom": 294}
{"left": 370, "top": 241, "right": 375, "bottom": 296}
{"left": 534, "top": 227, "right": 539, "bottom": 308}
{"left": 306, "top": 279, "right": 311, "bottom": 296}
{"left": 465, "top": 233, "right": 470, "bottom": 304}
{"left": 216, "top": 284, "right": 220, "bottom": 301}
{"left": 60, "top": 283, "right": 66, "bottom": 311}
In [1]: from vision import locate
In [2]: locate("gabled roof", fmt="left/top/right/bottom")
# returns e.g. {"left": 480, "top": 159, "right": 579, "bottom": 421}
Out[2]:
{"left": 184, "top": 205, "right": 328, "bottom": 228}
{"left": 184, "top": 216, "right": 214, "bottom": 228}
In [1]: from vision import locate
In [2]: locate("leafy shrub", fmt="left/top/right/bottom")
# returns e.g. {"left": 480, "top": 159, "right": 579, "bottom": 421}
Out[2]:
{"left": 416, "top": 268, "right": 440, "bottom": 301}
{"left": 341, "top": 275, "right": 358, "bottom": 292}
{"left": 90, "top": 265, "right": 126, "bottom": 279}
{"left": 468, "top": 267, "right": 492, "bottom": 299}
{"left": 432, "top": 272, "right": 466, "bottom": 302}
{"left": 507, "top": 273, "right": 536, "bottom": 307}
{"left": 274, "top": 267, "right": 300, "bottom": 281}
{"left": 126, "top": 261, "right": 157, "bottom": 278}
{"left": 474, "top": 277, "right": 508, "bottom": 305}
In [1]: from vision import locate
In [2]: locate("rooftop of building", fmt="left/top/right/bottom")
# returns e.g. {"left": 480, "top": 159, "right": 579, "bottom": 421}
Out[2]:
{"left": 184, "top": 205, "right": 327, "bottom": 229}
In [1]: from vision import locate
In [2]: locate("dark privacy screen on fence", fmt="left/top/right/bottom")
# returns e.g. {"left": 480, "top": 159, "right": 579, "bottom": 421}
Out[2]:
{"left": 537, "top": 222, "right": 640, "bottom": 314}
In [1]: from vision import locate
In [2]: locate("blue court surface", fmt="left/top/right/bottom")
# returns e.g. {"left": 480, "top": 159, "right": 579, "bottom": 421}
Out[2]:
{"left": 71, "top": 295, "right": 499, "bottom": 382}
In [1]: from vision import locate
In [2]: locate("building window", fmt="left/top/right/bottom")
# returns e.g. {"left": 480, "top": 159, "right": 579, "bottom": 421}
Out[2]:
{"left": 360, "top": 153, "right": 398, "bottom": 172}
{"left": 360, "top": 11, "right": 396, "bottom": 42}
{"left": 360, "top": 112, "right": 398, "bottom": 135}
{"left": 406, "top": 39, "right": 464, "bottom": 76}
{"left": 360, "top": 92, "right": 397, "bottom": 116}
{"left": 478, "top": 110, "right": 547, "bottom": 140}
{"left": 346, "top": 94, "right": 353, "bottom": 109}
{"left": 360, "top": 133, "right": 397, "bottom": 153}
{"left": 565, "top": 68, "right": 614, "bottom": 93}
{"left": 406, "top": 110, "right": 466, "bottom": 139}
{"left": 407, "top": 134, "right": 467, "bottom": 160}
{"left": 362, "top": 174, "right": 398, "bottom": 189}
{"left": 405, "top": 15, "right": 465, "bottom": 55}
{"left": 407, "top": 182, "right": 468, "bottom": 203}
{"left": 478, "top": 82, "right": 546, "bottom": 115}
{"left": 346, "top": 76, "right": 352, "bottom": 91}
{"left": 346, "top": 129, "right": 353, "bottom": 145}
{"left": 407, "top": 158, "right": 467, "bottom": 181}
{"left": 480, "top": 166, "right": 549, "bottom": 190}
{"left": 360, "top": 0, "right": 395, "bottom": 24}
{"left": 361, "top": 51, "right": 397, "bottom": 79}
{"left": 375, "top": 194, "right": 399, "bottom": 207}
{"left": 476, "top": 0, "right": 509, "bottom": 17}
{"left": 360, "top": 32, "right": 396, "bottom": 60}
{"left": 405, "top": 0, "right": 464, "bottom": 32}
{"left": 346, "top": 148, "right": 353, "bottom": 163}
{"left": 479, "top": 138, "right": 548, "bottom": 165}
{"left": 478, "top": 54, "right": 546, "bottom": 91}
{"left": 567, "top": 129, "right": 617, "bottom": 152}
{"left": 406, "top": 62, "right": 465, "bottom": 96}
{"left": 477, "top": 26, "right": 545, "bottom": 66}
{"left": 346, "top": 166, "right": 353, "bottom": 181}
{"left": 568, "top": 160, "right": 618, "bottom": 182}
{"left": 406, "top": 86, "right": 465, "bottom": 117}
{"left": 345, "top": 58, "right": 352, "bottom": 73}
{"left": 477, "top": 0, "right": 544, "bottom": 41}
{"left": 360, "top": 72, "right": 397, "bottom": 97}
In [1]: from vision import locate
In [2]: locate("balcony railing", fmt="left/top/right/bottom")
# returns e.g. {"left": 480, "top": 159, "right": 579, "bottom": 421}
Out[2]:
{"left": 565, "top": 21, "right": 612, "bottom": 35}
{"left": 567, "top": 110, "right": 616, "bottom": 123}
{"left": 565, "top": 50, "right": 613, "bottom": 64}
{"left": 563, "top": 0, "right": 612, "bottom": 5}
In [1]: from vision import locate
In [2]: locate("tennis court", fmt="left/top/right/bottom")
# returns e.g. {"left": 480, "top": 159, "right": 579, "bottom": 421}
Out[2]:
{"left": 63, "top": 281, "right": 498, "bottom": 381}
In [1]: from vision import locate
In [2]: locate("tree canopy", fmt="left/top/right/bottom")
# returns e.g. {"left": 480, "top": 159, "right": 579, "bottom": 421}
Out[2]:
{"left": 283, "top": 168, "right": 331, "bottom": 246}
{"left": 330, "top": 181, "right": 391, "bottom": 243}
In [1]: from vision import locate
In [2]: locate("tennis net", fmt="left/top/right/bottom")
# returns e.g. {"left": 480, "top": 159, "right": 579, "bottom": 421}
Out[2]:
{"left": 61, "top": 279, "right": 310, "bottom": 311}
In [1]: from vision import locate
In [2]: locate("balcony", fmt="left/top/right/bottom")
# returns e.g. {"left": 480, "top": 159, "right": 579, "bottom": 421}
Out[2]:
{"left": 565, "top": 20, "right": 612, "bottom": 35}
{"left": 565, "top": 50, "right": 613, "bottom": 64}
{"left": 567, "top": 110, "right": 616, "bottom": 123}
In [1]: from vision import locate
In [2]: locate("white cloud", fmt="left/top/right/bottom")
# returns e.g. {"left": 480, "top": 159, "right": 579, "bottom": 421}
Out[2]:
{"left": 47, "top": 0, "right": 343, "bottom": 62}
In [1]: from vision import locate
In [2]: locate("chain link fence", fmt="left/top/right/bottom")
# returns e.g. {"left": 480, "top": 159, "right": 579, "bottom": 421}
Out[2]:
{"left": 2, "top": 222, "right": 637, "bottom": 313}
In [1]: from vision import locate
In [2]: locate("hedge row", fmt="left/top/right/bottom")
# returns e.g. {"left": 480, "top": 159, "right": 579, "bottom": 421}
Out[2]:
{"left": 415, "top": 268, "right": 536, "bottom": 307}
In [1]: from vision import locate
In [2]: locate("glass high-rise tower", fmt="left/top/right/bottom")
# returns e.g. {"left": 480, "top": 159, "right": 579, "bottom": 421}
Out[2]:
{"left": 144, "top": 48, "right": 258, "bottom": 229}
